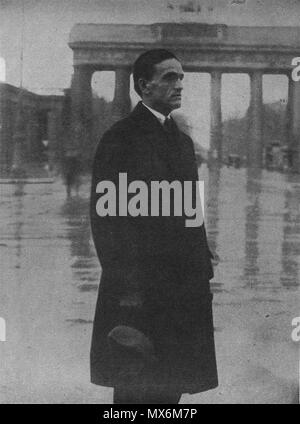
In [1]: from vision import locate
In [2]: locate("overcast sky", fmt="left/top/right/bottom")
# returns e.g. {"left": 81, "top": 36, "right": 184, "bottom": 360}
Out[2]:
{"left": 0, "top": 0, "right": 297, "bottom": 146}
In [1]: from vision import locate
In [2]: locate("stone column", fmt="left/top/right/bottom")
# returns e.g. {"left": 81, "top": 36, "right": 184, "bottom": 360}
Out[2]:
{"left": 7, "top": 100, "right": 17, "bottom": 168}
{"left": 286, "top": 75, "right": 294, "bottom": 134}
{"left": 248, "top": 70, "right": 263, "bottom": 167}
{"left": 24, "top": 106, "right": 34, "bottom": 160}
{"left": 11, "top": 100, "right": 26, "bottom": 177}
{"left": 210, "top": 70, "right": 222, "bottom": 161}
{"left": 47, "top": 109, "right": 58, "bottom": 171}
{"left": 287, "top": 76, "right": 300, "bottom": 172}
{"left": 28, "top": 110, "right": 40, "bottom": 161}
{"left": 112, "top": 68, "right": 131, "bottom": 122}
{"left": 70, "top": 65, "right": 93, "bottom": 157}
{"left": 0, "top": 97, "right": 11, "bottom": 171}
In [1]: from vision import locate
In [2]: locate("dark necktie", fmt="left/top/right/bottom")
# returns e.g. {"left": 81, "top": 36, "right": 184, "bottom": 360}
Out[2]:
{"left": 162, "top": 117, "right": 182, "bottom": 172}
{"left": 163, "top": 117, "right": 175, "bottom": 136}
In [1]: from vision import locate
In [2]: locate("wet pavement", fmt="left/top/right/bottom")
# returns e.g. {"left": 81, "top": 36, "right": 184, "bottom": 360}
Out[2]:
{"left": 0, "top": 165, "right": 299, "bottom": 403}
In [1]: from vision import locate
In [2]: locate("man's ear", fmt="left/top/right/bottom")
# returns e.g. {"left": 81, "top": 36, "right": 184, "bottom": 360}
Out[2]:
{"left": 138, "top": 78, "right": 150, "bottom": 95}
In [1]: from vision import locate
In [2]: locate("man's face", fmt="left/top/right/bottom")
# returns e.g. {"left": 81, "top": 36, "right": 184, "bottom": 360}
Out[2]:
{"left": 143, "top": 58, "right": 184, "bottom": 115}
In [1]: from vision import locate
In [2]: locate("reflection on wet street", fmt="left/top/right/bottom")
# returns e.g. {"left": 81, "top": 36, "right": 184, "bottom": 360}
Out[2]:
{"left": 0, "top": 165, "right": 299, "bottom": 403}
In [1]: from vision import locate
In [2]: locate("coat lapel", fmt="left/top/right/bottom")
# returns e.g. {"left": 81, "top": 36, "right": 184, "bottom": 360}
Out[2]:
{"left": 129, "top": 102, "right": 193, "bottom": 180}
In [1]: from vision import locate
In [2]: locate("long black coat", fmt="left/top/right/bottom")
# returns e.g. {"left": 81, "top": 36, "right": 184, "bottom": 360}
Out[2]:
{"left": 90, "top": 102, "right": 218, "bottom": 394}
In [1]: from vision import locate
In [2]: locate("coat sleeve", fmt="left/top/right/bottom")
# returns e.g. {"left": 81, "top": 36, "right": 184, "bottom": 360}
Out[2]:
{"left": 181, "top": 131, "right": 215, "bottom": 274}
{"left": 90, "top": 129, "right": 151, "bottom": 304}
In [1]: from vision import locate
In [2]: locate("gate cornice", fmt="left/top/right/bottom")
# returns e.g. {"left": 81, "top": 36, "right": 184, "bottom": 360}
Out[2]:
{"left": 69, "top": 23, "right": 300, "bottom": 73}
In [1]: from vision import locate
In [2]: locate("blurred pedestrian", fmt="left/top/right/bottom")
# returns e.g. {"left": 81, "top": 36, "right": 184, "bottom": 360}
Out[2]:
{"left": 62, "top": 123, "right": 82, "bottom": 197}
{"left": 62, "top": 150, "right": 81, "bottom": 197}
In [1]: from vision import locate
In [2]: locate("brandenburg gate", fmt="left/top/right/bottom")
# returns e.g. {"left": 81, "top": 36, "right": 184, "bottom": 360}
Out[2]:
{"left": 68, "top": 23, "right": 300, "bottom": 169}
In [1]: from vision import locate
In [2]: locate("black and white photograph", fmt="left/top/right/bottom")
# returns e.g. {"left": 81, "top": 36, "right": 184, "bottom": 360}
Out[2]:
{"left": 0, "top": 0, "right": 299, "bottom": 405}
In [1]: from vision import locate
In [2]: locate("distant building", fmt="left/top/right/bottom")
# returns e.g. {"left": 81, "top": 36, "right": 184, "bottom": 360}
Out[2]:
{"left": 0, "top": 82, "right": 64, "bottom": 173}
{"left": 222, "top": 101, "right": 293, "bottom": 170}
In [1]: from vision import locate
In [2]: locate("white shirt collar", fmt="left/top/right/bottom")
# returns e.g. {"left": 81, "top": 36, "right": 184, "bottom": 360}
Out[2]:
{"left": 142, "top": 102, "right": 170, "bottom": 124}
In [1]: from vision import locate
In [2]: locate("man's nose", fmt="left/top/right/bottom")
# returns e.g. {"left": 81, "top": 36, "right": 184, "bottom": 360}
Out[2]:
{"left": 175, "top": 77, "right": 183, "bottom": 90}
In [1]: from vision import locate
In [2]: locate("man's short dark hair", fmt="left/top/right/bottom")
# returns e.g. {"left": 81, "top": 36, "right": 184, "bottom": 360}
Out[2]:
{"left": 133, "top": 49, "right": 179, "bottom": 97}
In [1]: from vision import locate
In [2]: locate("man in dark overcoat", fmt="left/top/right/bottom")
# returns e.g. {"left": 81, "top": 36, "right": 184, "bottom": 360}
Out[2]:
{"left": 90, "top": 49, "right": 218, "bottom": 403}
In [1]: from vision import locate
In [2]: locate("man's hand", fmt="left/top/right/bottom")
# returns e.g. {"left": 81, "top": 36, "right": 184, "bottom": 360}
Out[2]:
{"left": 120, "top": 292, "right": 143, "bottom": 308}
{"left": 211, "top": 251, "right": 220, "bottom": 267}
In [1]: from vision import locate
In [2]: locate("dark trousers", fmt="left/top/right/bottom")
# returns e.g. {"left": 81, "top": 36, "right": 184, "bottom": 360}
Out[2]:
{"left": 113, "top": 384, "right": 182, "bottom": 404}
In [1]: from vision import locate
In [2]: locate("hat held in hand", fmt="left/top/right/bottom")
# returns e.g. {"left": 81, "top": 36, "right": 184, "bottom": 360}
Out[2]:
{"left": 108, "top": 325, "right": 157, "bottom": 364}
